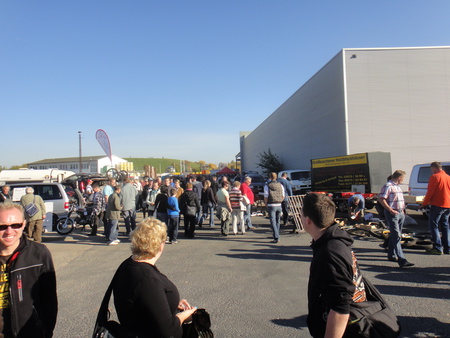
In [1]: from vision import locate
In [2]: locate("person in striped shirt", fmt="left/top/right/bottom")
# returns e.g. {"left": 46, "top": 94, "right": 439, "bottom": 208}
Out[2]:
{"left": 229, "top": 181, "right": 245, "bottom": 235}
{"left": 378, "top": 170, "right": 414, "bottom": 268}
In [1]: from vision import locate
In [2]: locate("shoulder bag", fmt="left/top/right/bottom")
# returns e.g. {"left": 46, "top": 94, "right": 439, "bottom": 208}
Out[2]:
{"left": 344, "top": 275, "right": 401, "bottom": 338}
{"left": 25, "top": 196, "right": 39, "bottom": 218}
{"left": 242, "top": 195, "right": 250, "bottom": 207}
{"left": 92, "top": 271, "right": 137, "bottom": 338}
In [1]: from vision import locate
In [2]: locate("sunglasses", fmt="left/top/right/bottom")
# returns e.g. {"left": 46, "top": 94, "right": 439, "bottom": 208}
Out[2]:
{"left": 0, "top": 223, "right": 23, "bottom": 231}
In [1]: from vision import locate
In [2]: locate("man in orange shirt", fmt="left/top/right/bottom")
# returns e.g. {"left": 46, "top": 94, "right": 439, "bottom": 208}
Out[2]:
{"left": 419, "top": 162, "right": 450, "bottom": 255}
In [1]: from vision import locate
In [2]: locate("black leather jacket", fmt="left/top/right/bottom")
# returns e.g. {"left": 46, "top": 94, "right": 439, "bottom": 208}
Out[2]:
{"left": 7, "top": 236, "right": 58, "bottom": 337}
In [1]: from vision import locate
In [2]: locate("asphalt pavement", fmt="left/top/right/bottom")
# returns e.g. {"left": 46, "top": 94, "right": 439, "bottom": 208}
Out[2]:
{"left": 44, "top": 210, "right": 449, "bottom": 338}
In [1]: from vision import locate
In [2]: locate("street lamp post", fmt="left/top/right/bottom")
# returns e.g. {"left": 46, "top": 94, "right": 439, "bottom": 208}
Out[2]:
{"left": 78, "top": 131, "right": 82, "bottom": 173}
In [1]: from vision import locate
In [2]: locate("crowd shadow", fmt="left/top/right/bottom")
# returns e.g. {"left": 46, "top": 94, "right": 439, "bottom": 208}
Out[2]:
{"left": 270, "top": 314, "right": 449, "bottom": 337}
{"left": 271, "top": 314, "right": 307, "bottom": 330}
{"left": 216, "top": 243, "right": 312, "bottom": 262}
{"left": 398, "top": 315, "right": 449, "bottom": 337}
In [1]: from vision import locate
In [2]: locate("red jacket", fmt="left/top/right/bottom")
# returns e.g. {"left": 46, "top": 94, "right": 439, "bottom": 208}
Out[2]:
{"left": 240, "top": 182, "right": 254, "bottom": 204}
{"left": 422, "top": 170, "right": 450, "bottom": 208}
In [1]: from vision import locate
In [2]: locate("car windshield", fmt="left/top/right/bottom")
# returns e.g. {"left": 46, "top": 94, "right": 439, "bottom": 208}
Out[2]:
{"left": 291, "top": 172, "right": 310, "bottom": 180}
{"left": 418, "top": 166, "right": 450, "bottom": 183}
{"left": 250, "top": 176, "right": 264, "bottom": 183}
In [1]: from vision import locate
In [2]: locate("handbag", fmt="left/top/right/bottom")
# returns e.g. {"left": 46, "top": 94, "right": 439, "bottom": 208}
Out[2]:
{"left": 182, "top": 308, "right": 214, "bottom": 338}
{"left": 242, "top": 195, "right": 250, "bottom": 207}
{"left": 92, "top": 272, "right": 137, "bottom": 338}
{"left": 186, "top": 205, "right": 197, "bottom": 216}
{"left": 25, "top": 196, "right": 39, "bottom": 218}
{"left": 344, "top": 275, "right": 401, "bottom": 338}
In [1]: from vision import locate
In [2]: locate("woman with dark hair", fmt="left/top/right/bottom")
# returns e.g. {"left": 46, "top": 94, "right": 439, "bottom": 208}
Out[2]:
{"left": 112, "top": 218, "right": 197, "bottom": 337}
{"left": 199, "top": 180, "right": 216, "bottom": 227}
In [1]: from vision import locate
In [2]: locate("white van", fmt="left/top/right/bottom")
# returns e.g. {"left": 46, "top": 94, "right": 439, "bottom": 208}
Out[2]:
{"left": 278, "top": 169, "right": 311, "bottom": 194}
{"left": 7, "top": 182, "right": 83, "bottom": 231}
{"left": 409, "top": 162, "right": 450, "bottom": 196}
{"left": 0, "top": 169, "right": 75, "bottom": 184}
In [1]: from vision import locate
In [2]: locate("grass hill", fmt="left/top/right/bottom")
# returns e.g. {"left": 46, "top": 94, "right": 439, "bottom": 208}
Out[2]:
{"left": 124, "top": 158, "right": 201, "bottom": 173}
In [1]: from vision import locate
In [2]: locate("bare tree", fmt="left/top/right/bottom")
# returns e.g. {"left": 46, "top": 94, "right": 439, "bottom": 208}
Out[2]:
{"left": 256, "top": 148, "right": 282, "bottom": 175}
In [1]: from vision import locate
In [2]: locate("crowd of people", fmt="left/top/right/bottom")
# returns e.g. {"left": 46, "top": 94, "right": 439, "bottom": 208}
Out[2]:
{"left": 83, "top": 173, "right": 275, "bottom": 246}
{"left": 0, "top": 163, "right": 448, "bottom": 337}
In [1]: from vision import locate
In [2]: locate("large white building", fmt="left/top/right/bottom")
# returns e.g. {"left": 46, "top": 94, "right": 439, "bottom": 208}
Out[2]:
{"left": 27, "top": 155, "right": 128, "bottom": 174}
{"left": 240, "top": 46, "right": 450, "bottom": 183}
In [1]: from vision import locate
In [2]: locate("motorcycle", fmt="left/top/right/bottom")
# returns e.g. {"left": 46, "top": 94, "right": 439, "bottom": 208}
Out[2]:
{"left": 56, "top": 200, "right": 94, "bottom": 235}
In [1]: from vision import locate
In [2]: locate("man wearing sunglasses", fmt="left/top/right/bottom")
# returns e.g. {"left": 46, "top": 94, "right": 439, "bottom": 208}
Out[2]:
{"left": 0, "top": 202, "right": 57, "bottom": 337}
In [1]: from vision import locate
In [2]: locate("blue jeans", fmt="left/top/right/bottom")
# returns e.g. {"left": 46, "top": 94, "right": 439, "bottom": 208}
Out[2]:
{"left": 429, "top": 205, "right": 450, "bottom": 253}
{"left": 168, "top": 215, "right": 179, "bottom": 242}
{"left": 384, "top": 210, "right": 406, "bottom": 262}
{"left": 157, "top": 212, "right": 168, "bottom": 226}
{"left": 123, "top": 209, "right": 136, "bottom": 234}
{"left": 106, "top": 219, "right": 119, "bottom": 242}
{"left": 244, "top": 204, "right": 253, "bottom": 229}
{"left": 268, "top": 205, "right": 282, "bottom": 240}
{"left": 200, "top": 204, "right": 215, "bottom": 227}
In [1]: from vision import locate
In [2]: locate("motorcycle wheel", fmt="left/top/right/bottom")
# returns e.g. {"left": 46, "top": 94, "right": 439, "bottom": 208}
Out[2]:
{"left": 56, "top": 218, "right": 75, "bottom": 235}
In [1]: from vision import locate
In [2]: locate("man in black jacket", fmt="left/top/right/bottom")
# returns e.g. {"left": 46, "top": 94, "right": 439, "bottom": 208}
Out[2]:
{"left": 0, "top": 202, "right": 57, "bottom": 337}
{"left": 301, "top": 193, "right": 358, "bottom": 338}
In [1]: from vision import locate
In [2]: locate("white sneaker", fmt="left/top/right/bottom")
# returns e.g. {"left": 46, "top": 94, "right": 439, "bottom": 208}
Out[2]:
{"left": 107, "top": 240, "right": 120, "bottom": 245}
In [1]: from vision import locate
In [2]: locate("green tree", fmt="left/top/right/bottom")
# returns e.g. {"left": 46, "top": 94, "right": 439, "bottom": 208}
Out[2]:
{"left": 256, "top": 148, "right": 283, "bottom": 175}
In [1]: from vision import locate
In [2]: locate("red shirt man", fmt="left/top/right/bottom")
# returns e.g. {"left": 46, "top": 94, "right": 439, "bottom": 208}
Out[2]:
{"left": 240, "top": 177, "right": 255, "bottom": 204}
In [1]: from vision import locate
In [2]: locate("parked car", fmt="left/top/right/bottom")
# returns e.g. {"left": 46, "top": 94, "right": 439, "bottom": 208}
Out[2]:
{"left": 249, "top": 174, "right": 265, "bottom": 195}
{"left": 8, "top": 182, "right": 83, "bottom": 231}
{"left": 409, "top": 162, "right": 450, "bottom": 196}
{"left": 278, "top": 169, "right": 311, "bottom": 194}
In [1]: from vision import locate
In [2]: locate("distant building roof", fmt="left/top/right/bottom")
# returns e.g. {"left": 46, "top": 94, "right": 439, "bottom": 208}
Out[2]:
{"left": 28, "top": 156, "right": 107, "bottom": 165}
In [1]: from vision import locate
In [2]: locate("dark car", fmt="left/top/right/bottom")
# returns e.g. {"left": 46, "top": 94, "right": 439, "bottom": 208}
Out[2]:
{"left": 247, "top": 174, "right": 265, "bottom": 195}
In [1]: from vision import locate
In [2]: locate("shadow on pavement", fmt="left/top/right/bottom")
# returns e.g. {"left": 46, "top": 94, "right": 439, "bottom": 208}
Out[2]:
{"left": 398, "top": 315, "right": 448, "bottom": 338}
{"left": 271, "top": 314, "right": 307, "bottom": 330}
{"left": 216, "top": 244, "right": 312, "bottom": 262}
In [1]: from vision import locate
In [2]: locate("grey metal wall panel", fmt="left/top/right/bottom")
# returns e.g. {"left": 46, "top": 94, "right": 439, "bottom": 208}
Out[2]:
{"left": 242, "top": 52, "right": 347, "bottom": 174}
{"left": 345, "top": 47, "right": 450, "bottom": 179}
{"left": 242, "top": 46, "right": 450, "bottom": 183}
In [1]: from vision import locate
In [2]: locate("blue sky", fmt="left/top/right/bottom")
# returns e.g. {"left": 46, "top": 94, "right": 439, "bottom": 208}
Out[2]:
{"left": 1, "top": 1, "right": 450, "bottom": 168}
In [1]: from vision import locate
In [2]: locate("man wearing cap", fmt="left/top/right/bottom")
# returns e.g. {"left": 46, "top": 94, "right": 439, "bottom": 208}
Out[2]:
{"left": 85, "top": 179, "right": 94, "bottom": 196}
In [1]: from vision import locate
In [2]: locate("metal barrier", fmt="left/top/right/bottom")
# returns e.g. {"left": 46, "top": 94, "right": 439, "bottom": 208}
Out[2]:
{"left": 288, "top": 195, "right": 306, "bottom": 232}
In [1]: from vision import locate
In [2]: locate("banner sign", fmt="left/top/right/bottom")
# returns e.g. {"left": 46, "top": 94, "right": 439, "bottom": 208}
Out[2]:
{"left": 311, "top": 153, "right": 368, "bottom": 169}
{"left": 95, "top": 129, "right": 112, "bottom": 163}
{"left": 311, "top": 153, "right": 370, "bottom": 192}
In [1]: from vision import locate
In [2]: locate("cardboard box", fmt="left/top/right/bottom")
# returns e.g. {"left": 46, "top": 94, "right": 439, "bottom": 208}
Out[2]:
{"left": 404, "top": 195, "right": 424, "bottom": 204}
